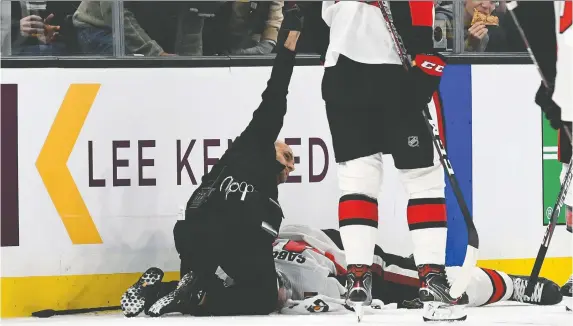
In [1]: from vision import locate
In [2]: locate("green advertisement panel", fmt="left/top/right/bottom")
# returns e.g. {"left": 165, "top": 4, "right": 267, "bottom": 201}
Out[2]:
{"left": 542, "top": 117, "right": 566, "bottom": 226}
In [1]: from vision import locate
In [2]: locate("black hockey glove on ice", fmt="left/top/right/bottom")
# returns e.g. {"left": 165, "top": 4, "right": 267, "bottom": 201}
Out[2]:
{"left": 535, "top": 82, "right": 563, "bottom": 130}
{"left": 403, "top": 53, "right": 446, "bottom": 114}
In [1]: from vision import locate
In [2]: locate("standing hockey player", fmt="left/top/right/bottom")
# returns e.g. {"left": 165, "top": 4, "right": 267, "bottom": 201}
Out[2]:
{"left": 119, "top": 4, "right": 305, "bottom": 318}
{"left": 512, "top": 0, "right": 572, "bottom": 311}
{"left": 320, "top": 1, "right": 462, "bottom": 321}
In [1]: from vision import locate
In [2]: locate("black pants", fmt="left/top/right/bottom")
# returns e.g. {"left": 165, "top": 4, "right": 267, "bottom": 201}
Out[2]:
{"left": 173, "top": 212, "right": 278, "bottom": 316}
{"left": 322, "top": 55, "right": 435, "bottom": 169}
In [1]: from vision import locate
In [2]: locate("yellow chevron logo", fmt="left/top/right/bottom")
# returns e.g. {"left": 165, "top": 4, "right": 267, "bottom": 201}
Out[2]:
{"left": 36, "top": 84, "right": 102, "bottom": 244}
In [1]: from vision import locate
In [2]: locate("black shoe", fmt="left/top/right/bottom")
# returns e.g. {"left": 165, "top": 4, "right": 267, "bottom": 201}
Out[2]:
{"left": 561, "top": 275, "right": 572, "bottom": 297}
{"left": 510, "top": 275, "right": 563, "bottom": 305}
{"left": 120, "top": 267, "right": 164, "bottom": 317}
{"left": 147, "top": 271, "right": 205, "bottom": 317}
{"left": 418, "top": 264, "right": 468, "bottom": 322}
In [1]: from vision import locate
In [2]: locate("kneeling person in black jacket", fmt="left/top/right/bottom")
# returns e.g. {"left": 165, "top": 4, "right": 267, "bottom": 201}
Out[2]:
{"left": 120, "top": 5, "right": 305, "bottom": 318}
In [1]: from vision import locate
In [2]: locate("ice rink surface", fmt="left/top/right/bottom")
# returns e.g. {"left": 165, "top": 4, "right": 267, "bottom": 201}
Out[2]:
{"left": 3, "top": 302, "right": 572, "bottom": 326}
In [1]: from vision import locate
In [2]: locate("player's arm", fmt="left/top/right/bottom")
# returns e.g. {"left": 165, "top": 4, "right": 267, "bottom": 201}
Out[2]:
{"left": 232, "top": 4, "right": 304, "bottom": 151}
{"left": 390, "top": 1, "right": 446, "bottom": 111}
{"left": 514, "top": 2, "right": 557, "bottom": 87}
{"left": 512, "top": 2, "right": 561, "bottom": 130}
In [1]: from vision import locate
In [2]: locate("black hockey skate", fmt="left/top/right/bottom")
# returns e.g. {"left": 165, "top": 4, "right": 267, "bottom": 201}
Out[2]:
{"left": 509, "top": 275, "right": 562, "bottom": 305}
{"left": 345, "top": 264, "right": 373, "bottom": 322}
{"left": 147, "top": 271, "right": 205, "bottom": 317}
{"left": 418, "top": 264, "right": 468, "bottom": 322}
{"left": 121, "top": 267, "right": 164, "bottom": 317}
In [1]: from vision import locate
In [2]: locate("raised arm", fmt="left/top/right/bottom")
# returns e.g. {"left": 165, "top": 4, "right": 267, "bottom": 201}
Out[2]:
{"left": 233, "top": 31, "right": 299, "bottom": 151}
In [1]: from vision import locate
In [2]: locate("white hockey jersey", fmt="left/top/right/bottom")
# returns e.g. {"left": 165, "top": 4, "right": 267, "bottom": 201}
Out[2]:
{"left": 555, "top": 0, "right": 572, "bottom": 122}
{"left": 273, "top": 224, "right": 347, "bottom": 301}
{"left": 321, "top": 1, "right": 402, "bottom": 67}
{"left": 274, "top": 224, "right": 385, "bottom": 314}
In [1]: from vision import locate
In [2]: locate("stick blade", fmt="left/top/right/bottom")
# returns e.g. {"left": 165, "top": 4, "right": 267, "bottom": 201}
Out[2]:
{"left": 450, "top": 245, "right": 479, "bottom": 298}
{"left": 32, "top": 309, "right": 56, "bottom": 318}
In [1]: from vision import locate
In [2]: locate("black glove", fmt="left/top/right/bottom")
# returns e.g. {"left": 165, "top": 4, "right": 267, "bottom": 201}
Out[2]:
{"left": 281, "top": 2, "right": 305, "bottom": 32}
{"left": 535, "top": 82, "right": 562, "bottom": 130}
{"left": 403, "top": 53, "right": 446, "bottom": 113}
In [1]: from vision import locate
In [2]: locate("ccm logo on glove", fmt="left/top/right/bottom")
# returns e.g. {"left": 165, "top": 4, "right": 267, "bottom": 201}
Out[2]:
{"left": 414, "top": 54, "right": 446, "bottom": 77}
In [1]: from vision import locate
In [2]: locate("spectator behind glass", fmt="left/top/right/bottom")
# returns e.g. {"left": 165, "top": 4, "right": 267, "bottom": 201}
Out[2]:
{"left": 72, "top": 1, "right": 221, "bottom": 56}
{"left": 7, "top": 1, "right": 78, "bottom": 55}
{"left": 435, "top": 0, "right": 524, "bottom": 53}
{"left": 228, "top": 1, "right": 284, "bottom": 55}
{"left": 201, "top": 1, "right": 284, "bottom": 56}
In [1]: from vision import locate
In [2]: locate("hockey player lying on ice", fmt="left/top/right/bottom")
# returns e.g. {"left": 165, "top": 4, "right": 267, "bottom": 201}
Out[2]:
{"left": 121, "top": 223, "right": 564, "bottom": 317}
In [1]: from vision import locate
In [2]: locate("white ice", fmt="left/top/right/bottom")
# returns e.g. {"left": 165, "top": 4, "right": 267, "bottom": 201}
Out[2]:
{"left": 2, "top": 302, "right": 572, "bottom": 326}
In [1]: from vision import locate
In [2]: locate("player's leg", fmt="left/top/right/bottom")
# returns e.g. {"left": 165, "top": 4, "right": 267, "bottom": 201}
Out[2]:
{"left": 197, "top": 227, "right": 279, "bottom": 316}
{"left": 337, "top": 154, "right": 382, "bottom": 309}
{"left": 147, "top": 218, "right": 222, "bottom": 317}
{"left": 322, "top": 55, "right": 387, "bottom": 311}
{"left": 391, "top": 104, "right": 467, "bottom": 320}
{"left": 446, "top": 267, "right": 562, "bottom": 307}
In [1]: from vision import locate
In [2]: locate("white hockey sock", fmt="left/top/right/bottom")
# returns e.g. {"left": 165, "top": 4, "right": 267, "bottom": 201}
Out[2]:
{"left": 407, "top": 198, "right": 447, "bottom": 265}
{"left": 339, "top": 194, "right": 378, "bottom": 265}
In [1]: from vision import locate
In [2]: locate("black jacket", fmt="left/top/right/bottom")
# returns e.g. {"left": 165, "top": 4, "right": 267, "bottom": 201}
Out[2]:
{"left": 185, "top": 45, "right": 296, "bottom": 236}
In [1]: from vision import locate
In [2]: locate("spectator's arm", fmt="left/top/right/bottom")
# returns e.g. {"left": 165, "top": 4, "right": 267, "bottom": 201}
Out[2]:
{"left": 464, "top": 28, "right": 489, "bottom": 52}
{"left": 122, "top": 6, "right": 164, "bottom": 56}
{"left": 261, "top": 1, "right": 284, "bottom": 43}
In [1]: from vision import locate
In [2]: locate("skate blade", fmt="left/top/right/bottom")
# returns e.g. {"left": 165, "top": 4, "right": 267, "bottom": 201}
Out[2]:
{"left": 422, "top": 302, "right": 467, "bottom": 322}
{"left": 354, "top": 304, "right": 364, "bottom": 322}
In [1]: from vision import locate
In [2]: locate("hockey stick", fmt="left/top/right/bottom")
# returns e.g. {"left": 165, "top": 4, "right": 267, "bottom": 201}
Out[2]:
{"left": 32, "top": 306, "right": 121, "bottom": 318}
{"left": 507, "top": 1, "right": 573, "bottom": 297}
{"left": 376, "top": 1, "right": 479, "bottom": 299}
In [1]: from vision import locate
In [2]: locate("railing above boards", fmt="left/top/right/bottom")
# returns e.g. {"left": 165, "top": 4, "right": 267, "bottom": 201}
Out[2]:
{"left": 1, "top": 52, "right": 533, "bottom": 69}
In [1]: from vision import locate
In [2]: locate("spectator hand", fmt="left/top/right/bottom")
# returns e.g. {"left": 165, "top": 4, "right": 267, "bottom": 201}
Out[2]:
{"left": 43, "top": 14, "right": 60, "bottom": 44}
{"left": 535, "top": 82, "right": 563, "bottom": 130}
{"left": 20, "top": 15, "right": 44, "bottom": 37}
{"left": 231, "top": 40, "right": 276, "bottom": 55}
{"left": 20, "top": 14, "right": 60, "bottom": 43}
{"left": 467, "top": 22, "right": 488, "bottom": 50}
